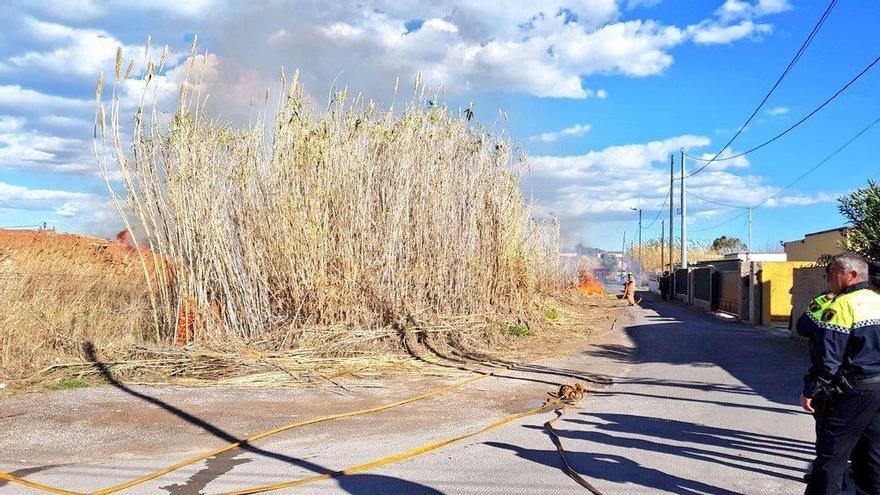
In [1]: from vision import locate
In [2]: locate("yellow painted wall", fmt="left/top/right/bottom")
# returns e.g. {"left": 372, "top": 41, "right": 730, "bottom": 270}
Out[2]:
{"left": 784, "top": 229, "right": 848, "bottom": 262}
{"left": 762, "top": 261, "right": 815, "bottom": 326}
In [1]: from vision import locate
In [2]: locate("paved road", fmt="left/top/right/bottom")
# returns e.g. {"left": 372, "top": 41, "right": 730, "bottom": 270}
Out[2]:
{"left": 2, "top": 299, "right": 816, "bottom": 494}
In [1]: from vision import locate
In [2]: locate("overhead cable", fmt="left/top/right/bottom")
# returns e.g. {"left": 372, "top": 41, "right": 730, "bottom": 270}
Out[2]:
{"left": 685, "top": 0, "right": 837, "bottom": 177}
{"left": 642, "top": 190, "right": 670, "bottom": 231}
{"left": 690, "top": 212, "right": 749, "bottom": 233}
{"left": 686, "top": 191, "right": 750, "bottom": 210}
{"left": 754, "top": 115, "right": 880, "bottom": 208}
{"left": 687, "top": 51, "right": 880, "bottom": 173}
{"left": 686, "top": 114, "right": 879, "bottom": 238}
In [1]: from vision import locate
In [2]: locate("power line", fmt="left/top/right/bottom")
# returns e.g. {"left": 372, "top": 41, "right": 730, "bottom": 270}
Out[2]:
{"left": 687, "top": 50, "right": 880, "bottom": 172}
{"left": 642, "top": 190, "right": 670, "bottom": 231}
{"left": 686, "top": 191, "right": 750, "bottom": 210}
{"left": 754, "top": 115, "right": 880, "bottom": 208}
{"left": 686, "top": 114, "right": 879, "bottom": 238}
{"left": 686, "top": 0, "right": 837, "bottom": 177}
{"left": 690, "top": 211, "right": 749, "bottom": 233}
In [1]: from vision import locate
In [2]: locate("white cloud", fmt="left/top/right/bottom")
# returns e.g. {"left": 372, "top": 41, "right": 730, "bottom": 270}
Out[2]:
{"left": 531, "top": 123, "right": 592, "bottom": 142}
{"left": 10, "top": 18, "right": 151, "bottom": 78}
{"left": 55, "top": 201, "right": 82, "bottom": 217}
{"left": 767, "top": 106, "right": 789, "bottom": 116}
{"left": 0, "top": 130, "right": 94, "bottom": 174}
{"left": 688, "top": 20, "right": 773, "bottom": 45}
{"left": 596, "top": 89, "right": 608, "bottom": 99}
{"left": 0, "top": 85, "right": 91, "bottom": 111}
{"left": 118, "top": 0, "right": 218, "bottom": 17}
{"left": 208, "top": 2, "right": 778, "bottom": 101}
{"left": 522, "top": 133, "right": 822, "bottom": 241}
{"left": 764, "top": 192, "right": 838, "bottom": 207}
{"left": 23, "top": 0, "right": 103, "bottom": 21}
{"left": 690, "top": 148, "right": 751, "bottom": 171}
{"left": 267, "top": 29, "right": 290, "bottom": 45}
{"left": 528, "top": 134, "right": 710, "bottom": 179}
{"left": 0, "top": 116, "right": 25, "bottom": 133}
{"left": 716, "top": 0, "right": 792, "bottom": 22}
{"left": 39, "top": 114, "right": 91, "bottom": 129}
{"left": 24, "top": 0, "right": 217, "bottom": 20}
{"left": 0, "top": 182, "right": 96, "bottom": 211}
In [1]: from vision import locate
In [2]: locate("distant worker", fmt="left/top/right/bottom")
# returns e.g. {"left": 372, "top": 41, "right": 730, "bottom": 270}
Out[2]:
{"left": 623, "top": 272, "right": 637, "bottom": 306}
{"left": 798, "top": 253, "right": 880, "bottom": 494}
{"left": 659, "top": 271, "right": 670, "bottom": 301}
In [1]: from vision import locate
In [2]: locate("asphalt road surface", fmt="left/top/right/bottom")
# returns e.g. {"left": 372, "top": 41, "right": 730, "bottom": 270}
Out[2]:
{"left": 2, "top": 297, "right": 817, "bottom": 494}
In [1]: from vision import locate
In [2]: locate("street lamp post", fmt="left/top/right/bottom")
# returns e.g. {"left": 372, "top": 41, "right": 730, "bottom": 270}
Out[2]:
{"left": 631, "top": 207, "right": 642, "bottom": 281}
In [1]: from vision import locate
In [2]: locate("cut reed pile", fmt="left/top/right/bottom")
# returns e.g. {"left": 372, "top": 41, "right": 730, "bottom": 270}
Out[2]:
{"left": 90, "top": 42, "right": 563, "bottom": 369}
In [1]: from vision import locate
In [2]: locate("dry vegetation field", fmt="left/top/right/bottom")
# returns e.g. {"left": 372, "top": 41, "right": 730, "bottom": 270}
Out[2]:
{"left": 0, "top": 44, "right": 616, "bottom": 390}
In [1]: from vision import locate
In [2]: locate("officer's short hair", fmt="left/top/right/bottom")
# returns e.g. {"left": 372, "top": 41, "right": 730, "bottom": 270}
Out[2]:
{"left": 830, "top": 252, "right": 869, "bottom": 281}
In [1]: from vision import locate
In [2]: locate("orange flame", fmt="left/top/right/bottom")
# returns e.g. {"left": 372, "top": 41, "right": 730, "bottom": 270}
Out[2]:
{"left": 578, "top": 270, "right": 605, "bottom": 296}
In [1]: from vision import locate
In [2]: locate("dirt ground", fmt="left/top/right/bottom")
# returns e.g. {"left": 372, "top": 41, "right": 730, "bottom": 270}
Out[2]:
{"left": 0, "top": 298, "right": 631, "bottom": 468}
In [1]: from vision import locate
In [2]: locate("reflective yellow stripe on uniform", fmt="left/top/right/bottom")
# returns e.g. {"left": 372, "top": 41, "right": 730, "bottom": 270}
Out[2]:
{"left": 819, "top": 289, "right": 880, "bottom": 334}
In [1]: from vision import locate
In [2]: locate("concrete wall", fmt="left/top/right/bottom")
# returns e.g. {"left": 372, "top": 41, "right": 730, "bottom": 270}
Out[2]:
{"left": 793, "top": 266, "right": 828, "bottom": 319}
{"left": 760, "top": 262, "right": 815, "bottom": 326}
{"left": 784, "top": 229, "right": 848, "bottom": 262}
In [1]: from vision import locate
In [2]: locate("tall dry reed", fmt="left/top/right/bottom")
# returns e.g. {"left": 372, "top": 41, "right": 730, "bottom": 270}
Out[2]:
{"left": 627, "top": 237, "right": 721, "bottom": 274}
{"left": 96, "top": 43, "right": 558, "bottom": 349}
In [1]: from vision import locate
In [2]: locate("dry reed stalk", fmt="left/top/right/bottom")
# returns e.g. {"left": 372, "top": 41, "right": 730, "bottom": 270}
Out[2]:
{"left": 627, "top": 238, "right": 722, "bottom": 274}
{"left": 95, "top": 42, "right": 562, "bottom": 351}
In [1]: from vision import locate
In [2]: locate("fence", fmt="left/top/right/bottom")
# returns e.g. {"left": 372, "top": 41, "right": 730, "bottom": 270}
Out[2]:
{"left": 692, "top": 267, "right": 712, "bottom": 311}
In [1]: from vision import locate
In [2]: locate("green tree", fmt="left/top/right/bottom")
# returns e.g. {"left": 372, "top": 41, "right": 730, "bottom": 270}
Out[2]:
{"left": 710, "top": 236, "right": 747, "bottom": 254}
{"left": 838, "top": 180, "right": 880, "bottom": 262}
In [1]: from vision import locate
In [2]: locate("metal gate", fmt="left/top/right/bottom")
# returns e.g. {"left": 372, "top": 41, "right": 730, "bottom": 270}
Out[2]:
{"left": 693, "top": 267, "right": 711, "bottom": 302}
{"left": 716, "top": 270, "right": 741, "bottom": 316}
{"left": 675, "top": 269, "right": 688, "bottom": 296}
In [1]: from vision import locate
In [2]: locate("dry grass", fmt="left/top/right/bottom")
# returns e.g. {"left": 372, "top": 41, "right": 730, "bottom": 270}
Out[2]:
{"left": 0, "top": 230, "right": 150, "bottom": 381}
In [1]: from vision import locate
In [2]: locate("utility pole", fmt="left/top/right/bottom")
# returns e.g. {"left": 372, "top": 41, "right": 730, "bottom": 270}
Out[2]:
{"left": 747, "top": 204, "right": 753, "bottom": 261}
{"left": 661, "top": 220, "right": 665, "bottom": 274}
{"left": 638, "top": 208, "right": 642, "bottom": 280}
{"left": 669, "top": 154, "right": 674, "bottom": 273}
{"left": 747, "top": 203, "right": 755, "bottom": 324}
{"left": 680, "top": 148, "right": 688, "bottom": 269}
{"left": 621, "top": 230, "right": 626, "bottom": 276}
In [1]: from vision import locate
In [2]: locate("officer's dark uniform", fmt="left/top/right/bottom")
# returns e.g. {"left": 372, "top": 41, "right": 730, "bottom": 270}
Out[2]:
{"left": 799, "top": 282, "right": 880, "bottom": 494}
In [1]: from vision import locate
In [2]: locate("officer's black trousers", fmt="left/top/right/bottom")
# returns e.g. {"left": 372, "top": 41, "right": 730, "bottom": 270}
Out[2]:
{"left": 806, "top": 382, "right": 880, "bottom": 495}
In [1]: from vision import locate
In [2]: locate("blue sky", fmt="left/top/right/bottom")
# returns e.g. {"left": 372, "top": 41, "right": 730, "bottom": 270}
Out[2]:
{"left": 0, "top": 0, "right": 877, "bottom": 251}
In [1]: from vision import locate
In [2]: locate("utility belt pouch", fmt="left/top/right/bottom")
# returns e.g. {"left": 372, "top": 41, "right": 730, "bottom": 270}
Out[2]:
{"left": 821, "top": 374, "right": 854, "bottom": 402}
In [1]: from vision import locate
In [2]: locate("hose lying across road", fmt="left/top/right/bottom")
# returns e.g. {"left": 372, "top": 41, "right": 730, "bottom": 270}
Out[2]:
{"left": 2, "top": 348, "right": 614, "bottom": 494}
{"left": 1, "top": 383, "right": 603, "bottom": 495}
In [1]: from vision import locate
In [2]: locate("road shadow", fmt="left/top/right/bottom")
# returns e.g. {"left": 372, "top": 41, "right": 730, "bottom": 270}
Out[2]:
{"left": 486, "top": 442, "right": 744, "bottom": 495}
{"left": 489, "top": 410, "right": 810, "bottom": 493}
{"left": 82, "top": 343, "right": 445, "bottom": 495}
{"left": 0, "top": 464, "right": 67, "bottom": 488}
{"left": 584, "top": 300, "right": 810, "bottom": 406}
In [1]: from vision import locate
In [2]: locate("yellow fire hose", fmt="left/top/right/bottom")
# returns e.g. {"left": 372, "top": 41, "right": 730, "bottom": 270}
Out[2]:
{"left": 0, "top": 371, "right": 491, "bottom": 495}
{"left": 0, "top": 473, "right": 85, "bottom": 495}
{"left": 208, "top": 395, "right": 585, "bottom": 495}
{"left": 90, "top": 373, "right": 490, "bottom": 495}
{"left": 1, "top": 384, "right": 601, "bottom": 495}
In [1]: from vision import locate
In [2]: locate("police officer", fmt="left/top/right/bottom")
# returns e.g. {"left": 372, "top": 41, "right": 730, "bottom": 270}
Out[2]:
{"left": 800, "top": 253, "right": 880, "bottom": 494}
